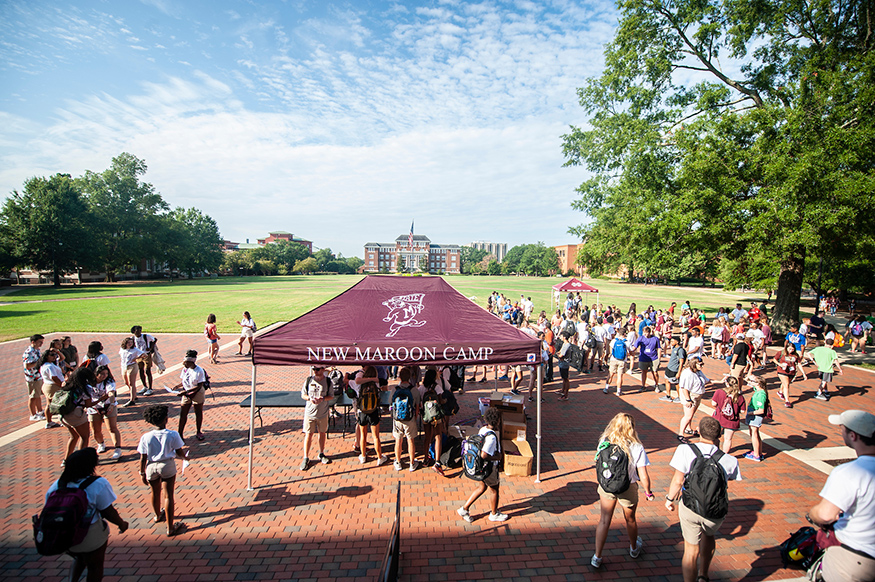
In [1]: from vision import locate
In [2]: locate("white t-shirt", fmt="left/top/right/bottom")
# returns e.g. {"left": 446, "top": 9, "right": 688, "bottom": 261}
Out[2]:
{"left": 679, "top": 369, "right": 710, "bottom": 395}
{"left": 180, "top": 366, "right": 206, "bottom": 390}
{"left": 94, "top": 353, "right": 111, "bottom": 367}
{"left": 119, "top": 347, "right": 144, "bottom": 367}
{"left": 607, "top": 441, "right": 650, "bottom": 483}
{"left": 46, "top": 476, "right": 117, "bottom": 525}
{"left": 709, "top": 325, "right": 724, "bottom": 340}
{"left": 137, "top": 428, "right": 185, "bottom": 463}
{"left": 687, "top": 336, "right": 705, "bottom": 358}
{"left": 133, "top": 333, "right": 155, "bottom": 352}
{"left": 87, "top": 380, "right": 117, "bottom": 413}
{"left": 479, "top": 426, "right": 500, "bottom": 468}
{"left": 819, "top": 455, "right": 875, "bottom": 556}
{"left": 602, "top": 323, "right": 615, "bottom": 342}
{"left": 670, "top": 442, "right": 742, "bottom": 481}
{"left": 746, "top": 328, "right": 765, "bottom": 348}
{"left": 592, "top": 326, "right": 607, "bottom": 343}
{"left": 40, "top": 362, "right": 64, "bottom": 385}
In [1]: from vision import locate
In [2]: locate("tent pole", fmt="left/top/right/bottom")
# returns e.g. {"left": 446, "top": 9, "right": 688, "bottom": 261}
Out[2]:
{"left": 247, "top": 364, "right": 257, "bottom": 491}
{"left": 535, "top": 363, "right": 542, "bottom": 483}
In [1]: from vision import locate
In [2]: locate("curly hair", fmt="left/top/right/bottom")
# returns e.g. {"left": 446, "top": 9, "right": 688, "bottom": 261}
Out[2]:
{"left": 483, "top": 406, "right": 502, "bottom": 427}
{"left": 143, "top": 404, "right": 169, "bottom": 427}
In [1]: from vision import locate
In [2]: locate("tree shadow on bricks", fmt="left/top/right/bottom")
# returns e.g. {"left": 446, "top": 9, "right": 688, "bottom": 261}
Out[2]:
{"left": 178, "top": 485, "right": 373, "bottom": 530}
{"left": 501, "top": 480, "right": 601, "bottom": 517}
{"left": 720, "top": 498, "right": 765, "bottom": 540}
{"left": 783, "top": 429, "right": 827, "bottom": 449}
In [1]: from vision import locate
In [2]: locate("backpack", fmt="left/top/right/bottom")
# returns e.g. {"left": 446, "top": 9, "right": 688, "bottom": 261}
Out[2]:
{"left": 439, "top": 434, "right": 462, "bottom": 468}
{"left": 611, "top": 338, "right": 628, "bottom": 360}
{"left": 852, "top": 321, "right": 864, "bottom": 336}
{"left": 720, "top": 395, "right": 739, "bottom": 422}
{"left": 585, "top": 334, "right": 597, "bottom": 349}
{"left": 595, "top": 442, "right": 630, "bottom": 494}
{"left": 358, "top": 382, "right": 380, "bottom": 415}
{"left": 421, "top": 388, "right": 444, "bottom": 425}
{"left": 328, "top": 369, "right": 344, "bottom": 397}
{"left": 392, "top": 387, "right": 414, "bottom": 421}
{"left": 681, "top": 444, "right": 729, "bottom": 520}
{"left": 462, "top": 431, "right": 495, "bottom": 481}
{"left": 442, "top": 366, "right": 464, "bottom": 392}
{"left": 32, "top": 476, "right": 99, "bottom": 555}
{"left": 50, "top": 386, "right": 79, "bottom": 417}
{"left": 441, "top": 388, "right": 460, "bottom": 417}
{"left": 779, "top": 526, "right": 820, "bottom": 568}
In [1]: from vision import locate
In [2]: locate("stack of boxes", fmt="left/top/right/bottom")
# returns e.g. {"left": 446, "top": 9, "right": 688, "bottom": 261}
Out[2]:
{"left": 489, "top": 392, "right": 534, "bottom": 476}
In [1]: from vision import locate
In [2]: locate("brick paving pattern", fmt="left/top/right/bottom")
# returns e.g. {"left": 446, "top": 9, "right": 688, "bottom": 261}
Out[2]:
{"left": 1, "top": 328, "right": 873, "bottom": 581}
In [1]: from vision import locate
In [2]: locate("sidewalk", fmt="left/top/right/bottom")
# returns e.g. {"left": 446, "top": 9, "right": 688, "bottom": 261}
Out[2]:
{"left": 2, "top": 331, "right": 874, "bottom": 581}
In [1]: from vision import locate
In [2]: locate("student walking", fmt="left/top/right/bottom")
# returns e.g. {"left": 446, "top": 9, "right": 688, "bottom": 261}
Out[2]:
{"left": 774, "top": 343, "right": 806, "bottom": 408}
{"left": 87, "top": 366, "right": 123, "bottom": 461}
{"left": 677, "top": 360, "right": 710, "bottom": 440}
{"left": 591, "top": 413, "right": 654, "bottom": 569}
{"left": 804, "top": 339, "right": 843, "bottom": 401}
{"left": 172, "top": 350, "right": 207, "bottom": 442}
{"left": 137, "top": 405, "right": 186, "bottom": 536}
{"left": 42, "top": 448, "right": 129, "bottom": 582}
{"left": 457, "top": 407, "right": 508, "bottom": 523}
{"left": 204, "top": 314, "right": 220, "bottom": 365}
{"left": 744, "top": 376, "right": 771, "bottom": 462}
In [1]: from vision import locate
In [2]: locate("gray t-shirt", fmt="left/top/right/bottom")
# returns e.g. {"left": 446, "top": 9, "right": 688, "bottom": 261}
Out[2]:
{"left": 668, "top": 346, "right": 687, "bottom": 372}
{"left": 302, "top": 376, "right": 331, "bottom": 420}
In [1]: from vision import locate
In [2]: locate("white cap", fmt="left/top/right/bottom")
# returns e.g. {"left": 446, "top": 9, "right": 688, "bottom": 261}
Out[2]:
{"left": 829, "top": 410, "right": 875, "bottom": 438}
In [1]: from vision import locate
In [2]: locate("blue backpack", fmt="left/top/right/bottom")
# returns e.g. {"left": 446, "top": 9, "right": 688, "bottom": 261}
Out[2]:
{"left": 392, "top": 387, "right": 413, "bottom": 421}
{"left": 612, "top": 339, "right": 628, "bottom": 360}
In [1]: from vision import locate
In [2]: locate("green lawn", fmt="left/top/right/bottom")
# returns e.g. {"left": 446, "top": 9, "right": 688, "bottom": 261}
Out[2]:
{"left": 0, "top": 275, "right": 766, "bottom": 342}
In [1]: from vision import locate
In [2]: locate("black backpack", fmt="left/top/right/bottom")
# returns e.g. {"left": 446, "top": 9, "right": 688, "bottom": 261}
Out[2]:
{"left": 779, "top": 526, "right": 821, "bottom": 569}
{"left": 328, "top": 369, "right": 344, "bottom": 397}
{"left": 443, "top": 366, "right": 465, "bottom": 392}
{"left": 462, "top": 432, "right": 495, "bottom": 481}
{"left": 595, "top": 442, "right": 630, "bottom": 494}
{"left": 441, "top": 388, "right": 460, "bottom": 418}
{"left": 440, "top": 434, "right": 463, "bottom": 468}
{"left": 682, "top": 444, "right": 729, "bottom": 520}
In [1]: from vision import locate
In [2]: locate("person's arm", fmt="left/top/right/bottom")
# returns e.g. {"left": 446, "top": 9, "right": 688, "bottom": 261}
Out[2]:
{"left": 183, "top": 381, "right": 204, "bottom": 397}
{"left": 834, "top": 359, "right": 843, "bottom": 375}
{"left": 139, "top": 453, "right": 149, "bottom": 485}
{"left": 175, "top": 447, "right": 187, "bottom": 460}
{"left": 665, "top": 469, "right": 686, "bottom": 510}
{"left": 99, "top": 504, "right": 129, "bottom": 533}
{"left": 638, "top": 465, "right": 654, "bottom": 500}
{"left": 808, "top": 497, "right": 843, "bottom": 529}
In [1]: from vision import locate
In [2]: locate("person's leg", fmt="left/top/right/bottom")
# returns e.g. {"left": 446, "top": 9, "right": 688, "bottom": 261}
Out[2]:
{"left": 303, "top": 431, "right": 314, "bottom": 459}
{"left": 90, "top": 418, "right": 105, "bottom": 448}
{"left": 80, "top": 543, "right": 107, "bottom": 582}
{"left": 463, "top": 481, "right": 487, "bottom": 511}
{"left": 237, "top": 336, "right": 244, "bottom": 354}
{"left": 126, "top": 369, "right": 138, "bottom": 403}
{"left": 162, "top": 476, "right": 177, "bottom": 535}
{"left": 617, "top": 366, "right": 624, "bottom": 393}
{"left": 193, "top": 403, "right": 204, "bottom": 436}
{"left": 178, "top": 401, "right": 192, "bottom": 438}
{"left": 137, "top": 362, "right": 147, "bottom": 389}
{"left": 75, "top": 422, "right": 90, "bottom": 450}
{"left": 106, "top": 416, "right": 121, "bottom": 449}
{"left": 372, "top": 425, "right": 382, "bottom": 458}
{"left": 640, "top": 364, "right": 647, "bottom": 389}
{"left": 682, "top": 541, "right": 700, "bottom": 582}
{"left": 562, "top": 377, "right": 570, "bottom": 398}
{"left": 488, "top": 484, "right": 500, "bottom": 514}
{"left": 722, "top": 429, "right": 734, "bottom": 454}
{"left": 594, "top": 496, "right": 617, "bottom": 558}
{"left": 318, "top": 431, "right": 327, "bottom": 457}
{"left": 65, "top": 425, "right": 80, "bottom": 459}
{"left": 394, "top": 435, "right": 402, "bottom": 463}
{"left": 698, "top": 534, "right": 717, "bottom": 580}
{"left": 69, "top": 553, "right": 87, "bottom": 582}
{"left": 149, "top": 478, "right": 162, "bottom": 519}
{"left": 751, "top": 426, "right": 762, "bottom": 457}
{"left": 621, "top": 504, "right": 639, "bottom": 547}
{"left": 406, "top": 435, "right": 416, "bottom": 464}
{"left": 246, "top": 337, "right": 254, "bottom": 353}
{"left": 144, "top": 365, "right": 153, "bottom": 390}
{"left": 359, "top": 422, "right": 368, "bottom": 458}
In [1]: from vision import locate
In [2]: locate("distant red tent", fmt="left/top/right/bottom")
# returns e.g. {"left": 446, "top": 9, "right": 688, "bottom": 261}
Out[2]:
{"left": 552, "top": 277, "right": 599, "bottom": 293}
{"left": 255, "top": 275, "right": 542, "bottom": 367}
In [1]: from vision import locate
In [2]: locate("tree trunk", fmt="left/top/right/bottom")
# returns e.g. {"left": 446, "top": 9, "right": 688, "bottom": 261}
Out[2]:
{"left": 771, "top": 251, "right": 805, "bottom": 335}
{"left": 53, "top": 268, "right": 61, "bottom": 287}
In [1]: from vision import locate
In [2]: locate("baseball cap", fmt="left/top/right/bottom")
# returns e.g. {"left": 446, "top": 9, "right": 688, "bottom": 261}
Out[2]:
{"left": 829, "top": 410, "right": 875, "bottom": 438}
{"left": 736, "top": 333, "right": 745, "bottom": 339}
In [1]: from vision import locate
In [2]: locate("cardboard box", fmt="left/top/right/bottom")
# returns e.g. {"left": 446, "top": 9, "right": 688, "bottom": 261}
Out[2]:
{"left": 448, "top": 424, "right": 467, "bottom": 440}
{"left": 501, "top": 412, "right": 527, "bottom": 441}
{"left": 502, "top": 439, "right": 534, "bottom": 476}
{"left": 489, "top": 391, "right": 525, "bottom": 414}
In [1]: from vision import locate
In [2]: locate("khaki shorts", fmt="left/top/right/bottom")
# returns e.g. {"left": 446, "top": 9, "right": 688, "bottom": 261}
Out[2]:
{"left": 42, "top": 382, "right": 60, "bottom": 401}
{"left": 88, "top": 404, "right": 118, "bottom": 422}
{"left": 822, "top": 544, "right": 875, "bottom": 582}
{"left": 591, "top": 342, "right": 605, "bottom": 360}
{"left": 598, "top": 482, "right": 639, "bottom": 508}
{"left": 136, "top": 353, "right": 153, "bottom": 368}
{"left": 122, "top": 363, "right": 137, "bottom": 377}
{"left": 146, "top": 459, "right": 177, "bottom": 481}
{"left": 609, "top": 357, "right": 627, "bottom": 375}
{"left": 69, "top": 518, "right": 109, "bottom": 554}
{"left": 304, "top": 415, "right": 329, "bottom": 434}
{"left": 61, "top": 406, "right": 88, "bottom": 428}
{"left": 678, "top": 499, "right": 724, "bottom": 545}
{"left": 241, "top": 328, "right": 254, "bottom": 338}
{"left": 26, "top": 379, "right": 43, "bottom": 399}
{"left": 639, "top": 360, "right": 655, "bottom": 372}
{"left": 392, "top": 418, "right": 416, "bottom": 439}
{"left": 181, "top": 387, "right": 205, "bottom": 406}
{"left": 730, "top": 364, "right": 746, "bottom": 379}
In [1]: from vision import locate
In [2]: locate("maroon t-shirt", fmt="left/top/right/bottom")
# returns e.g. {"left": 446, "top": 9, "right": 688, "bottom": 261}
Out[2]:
{"left": 712, "top": 389, "right": 746, "bottom": 430}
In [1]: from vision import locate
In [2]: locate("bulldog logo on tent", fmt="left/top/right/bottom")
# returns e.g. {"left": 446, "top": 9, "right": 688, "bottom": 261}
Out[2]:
{"left": 382, "top": 293, "right": 427, "bottom": 337}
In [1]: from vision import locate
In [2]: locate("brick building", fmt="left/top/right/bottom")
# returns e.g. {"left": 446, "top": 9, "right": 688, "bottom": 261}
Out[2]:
{"left": 554, "top": 244, "right": 586, "bottom": 276}
{"left": 363, "top": 235, "right": 461, "bottom": 274}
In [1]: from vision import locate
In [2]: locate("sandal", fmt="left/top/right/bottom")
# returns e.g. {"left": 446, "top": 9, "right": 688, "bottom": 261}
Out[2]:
{"left": 153, "top": 509, "right": 166, "bottom": 523}
{"left": 167, "top": 522, "right": 185, "bottom": 537}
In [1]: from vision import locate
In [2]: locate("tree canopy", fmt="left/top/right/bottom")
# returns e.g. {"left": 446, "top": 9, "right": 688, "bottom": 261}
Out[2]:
{"left": 562, "top": 0, "right": 875, "bottom": 330}
{"left": 503, "top": 243, "right": 559, "bottom": 276}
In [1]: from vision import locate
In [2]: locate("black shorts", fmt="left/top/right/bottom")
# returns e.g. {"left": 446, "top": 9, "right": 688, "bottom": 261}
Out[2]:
{"left": 357, "top": 410, "right": 381, "bottom": 426}
{"left": 483, "top": 465, "right": 500, "bottom": 488}
{"left": 378, "top": 378, "right": 388, "bottom": 387}
{"left": 665, "top": 368, "right": 678, "bottom": 380}
{"left": 559, "top": 367, "right": 569, "bottom": 380}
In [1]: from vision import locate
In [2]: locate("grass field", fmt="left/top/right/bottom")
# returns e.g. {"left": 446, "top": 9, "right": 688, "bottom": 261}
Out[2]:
{"left": 0, "top": 275, "right": 767, "bottom": 342}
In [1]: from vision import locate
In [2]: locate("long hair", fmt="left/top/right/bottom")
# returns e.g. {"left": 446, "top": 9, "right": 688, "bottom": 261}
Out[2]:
{"left": 67, "top": 367, "right": 97, "bottom": 394}
{"left": 86, "top": 341, "right": 103, "bottom": 359}
{"left": 59, "top": 448, "right": 98, "bottom": 487}
{"left": 599, "top": 413, "right": 642, "bottom": 456}
{"left": 724, "top": 376, "right": 741, "bottom": 400}
{"left": 423, "top": 368, "right": 438, "bottom": 389}
{"left": 36, "top": 349, "right": 57, "bottom": 369}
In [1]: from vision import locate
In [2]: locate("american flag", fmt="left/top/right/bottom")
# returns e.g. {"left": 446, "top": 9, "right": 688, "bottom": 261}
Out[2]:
{"left": 408, "top": 221, "right": 414, "bottom": 249}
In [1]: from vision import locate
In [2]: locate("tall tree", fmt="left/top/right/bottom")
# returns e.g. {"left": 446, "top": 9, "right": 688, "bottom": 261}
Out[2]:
{"left": 563, "top": 0, "right": 875, "bottom": 331}
{"left": 0, "top": 174, "right": 93, "bottom": 286}
{"left": 77, "top": 153, "right": 168, "bottom": 281}
{"left": 460, "top": 246, "right": 489, "bottom": 274}
{"left": 162, "top": 207, "right": 224, "bottom": 279}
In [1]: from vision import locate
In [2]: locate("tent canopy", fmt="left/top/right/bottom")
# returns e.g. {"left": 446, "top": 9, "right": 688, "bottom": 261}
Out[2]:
{"left": 254, "top": 275, "right": 542, "bottom": 367}
{"left": 552, "top": 277, "right": 599, "bottom": 293}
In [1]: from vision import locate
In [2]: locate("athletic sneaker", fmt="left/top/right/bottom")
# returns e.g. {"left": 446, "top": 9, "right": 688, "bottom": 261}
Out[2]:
{"left": 590, "top": 555, "right": 602, "bottom": 569}
{"left": 45, "top": 421, "right": 60, "bottom": 429}
{"left": 96, "top": 443, "right": 107, "bottom": 453}
{"left": 616, "top": 389, "right": 622, "bottom": 396}
{"left": 433, "top": 463, "right": 445, "bottom": 476}
{"left": 111, "top": 449, "right": 122, "bottom": 460}
{"left": 603, "top": 386, "right": 609, "bottom": 394}
{"left": 744, "top": 452, "right": 763, "bottom": 462}
{"left": 672, "top": 397, "right": 683, "bottom": 403}
{"left": 393, "top": 461, "right": 403, "bottom": 471}
{"left": 409, "top": 460, "right": 420, "bottom": 472}
{"left": 497, "top": 375, "right": 509, "bottom": 381}
{"left": 488, "top": 512, "right": 509, "bottom": 522}
{"left": 36, "top": 411, "right": 45, "bottom": 419}
{"left": 318, "top": 453, "right": 331, "bottom": 465}
{"left": 377, "top": 454, "right": 390, "bottom": 466}
{"left": 29, "top": 414, "right": 41, "bottom": 421}
{"left": 457, "top": 507, "right": 473, "bottom": 523}
{"left": 510, "top": 388, "right": 521, "bottom": 396}
{"left": 359, "top": 455, "right": 367, "bottom": 464}
{"left": 815, "top": 391, "right": 829, "bottom": 401}
{"left": 142, "top": 388, "right": 154, "bottom": 396}
{"left": 299, "top": 457, "right": 309, "bottom": 471}
{"left": 659, "top": 395, "right": 673, "bottom": 402}
{"left": 630, "top": 536, "right": 644, "bottom": 558}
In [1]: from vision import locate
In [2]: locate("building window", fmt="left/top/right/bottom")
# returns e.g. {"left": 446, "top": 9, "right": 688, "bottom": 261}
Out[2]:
{"left": 369, "top": 260, "right": 374, "bottom": 266}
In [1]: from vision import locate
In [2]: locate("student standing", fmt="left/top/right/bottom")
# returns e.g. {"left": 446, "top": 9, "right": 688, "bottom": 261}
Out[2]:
{"left": 591, "top": 413, "right": 653, "bottom": 569}
{"left": 604, "top": 327, "right": 630, "bottom": 396}
{"left": 171, "top": 350, "right": 207, "bottom": 442}
{"left": 744, "top": 376, "right": 771, "bottom": 462}
{"left": 300, "top": 366, "right": 332, "bottom": 470}
{"left": 391, "top": 367, "right": 421, "bottom": 472}
{"left": 38, "top": 349, "right": 64, "bottom": 429}
{"left": 204, "top": 314, "right": 220, "bottom": 365}
{"left": 87, "top": 365, "right": 123, "bottom": 460}
{"left": 236, "top": 311, "right": 256, "bottom": 355}
{"left": 131, "top": 326, "right": 157, "bottom": 397}
{"left": 677, "top": 360, "right": 710, "bottom": 440}
{"left": 59, "top": 368, "right": 110, "bottom": 462}
{"left": 711, "top": 376, "right": 745, "bottom": 454}
{"left": 137, "top": 405, "right": 186, "bottom": 536}
{"left": 44, "top": 448, "right": 129, "bottom": 582}
{"left": 457, "top": 407, "right": 508, "bottom": 523}
{"left": 660, "top": 336, "right": 686, "bottom": 403}
{"left": 354, "top": 367, "right": 389, "bottom": 466}
{"left": 24, "top": 334, "right": 46, "bottom": 422}
{"left": 632, "top": 326, "right": 662, "bottom": 391}
{"left": 118, "top": 337, "right": 144, "bottom": 407}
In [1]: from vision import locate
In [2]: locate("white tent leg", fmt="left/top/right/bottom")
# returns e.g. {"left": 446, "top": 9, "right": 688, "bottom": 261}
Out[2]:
{"left": 247, "top": 364, "right": 257, "bottom": 491}
{"left": 535, "top": 363, "right": 542, "bottom": 483}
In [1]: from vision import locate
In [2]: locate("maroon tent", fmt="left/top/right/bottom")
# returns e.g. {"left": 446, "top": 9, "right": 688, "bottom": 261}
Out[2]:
{"left": 254, "top": 275, "right": 542, "bottom": 367}
{"left": 552, "top": 277, "right": 599, "bottom": 311}
{"left": 247, "top": 275, "right": 546, "bottom": 488}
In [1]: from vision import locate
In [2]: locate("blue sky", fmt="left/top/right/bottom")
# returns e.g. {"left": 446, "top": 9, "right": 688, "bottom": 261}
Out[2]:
{"left": 0, "top": 0, "right": 618, "bottom": 258}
